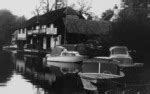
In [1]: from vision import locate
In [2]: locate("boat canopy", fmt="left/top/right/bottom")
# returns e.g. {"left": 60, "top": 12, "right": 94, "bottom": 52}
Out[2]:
{"left": 110, "top": 46, "right": 128, "bottom": 55}
{"left": 51, "top": 46, "right": 64, "bottom": 56}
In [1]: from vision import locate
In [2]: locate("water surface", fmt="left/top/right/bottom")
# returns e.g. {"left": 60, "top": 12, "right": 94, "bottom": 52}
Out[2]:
{"left": 0, "top": 50, "right": 150, "bottom": 94}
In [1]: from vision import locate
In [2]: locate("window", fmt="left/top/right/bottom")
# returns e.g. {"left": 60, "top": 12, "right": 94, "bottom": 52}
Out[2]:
{"left": 111, "top": 48, "right": 128, "bottom": 55}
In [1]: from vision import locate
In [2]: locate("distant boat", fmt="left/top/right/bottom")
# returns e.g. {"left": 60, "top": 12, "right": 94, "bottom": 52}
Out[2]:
{"left": 95, "top": 46, "right": 144, "bottom": 68}
{"left": 46, "top": 46, "right": 85, "bottom": 63}
{"left": 3, "top": 44, "right": 17, "bottom": 50}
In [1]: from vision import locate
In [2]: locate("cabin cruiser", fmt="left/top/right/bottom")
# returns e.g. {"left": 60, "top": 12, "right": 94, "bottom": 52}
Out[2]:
{"left": 95, "top": 46, "right": 144, "bottom": 68}
{"left": 46, "top": 46, "right": 85, "bottom": 63}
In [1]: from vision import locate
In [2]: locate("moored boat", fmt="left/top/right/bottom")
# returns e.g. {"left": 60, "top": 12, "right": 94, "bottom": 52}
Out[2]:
{"left": 79, "top": 59, "right": 124, "bottom": 79}
{"left": 45, "top": 46, "right": 85, "bottom": 74}
{"left": 78, "top": 59, "right": 124, "bottom": 90}
{"left": 95, "top": 46, "right": 144, "bottom": 68}
{"left": 46, "top": 46, "right": 85, "bottom": 63}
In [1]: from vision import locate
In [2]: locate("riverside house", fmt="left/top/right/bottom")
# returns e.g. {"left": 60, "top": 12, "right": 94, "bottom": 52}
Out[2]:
{"left": 13, "top": 7, "right": 111, "bottom": 52}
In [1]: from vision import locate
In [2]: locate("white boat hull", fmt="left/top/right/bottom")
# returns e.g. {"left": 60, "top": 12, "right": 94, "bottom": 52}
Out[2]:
{"left": 118, "top": 63, "right": 144, "bottom": 67}
{"left": 46, "top": 61, "right": 81, "bottom": 68}
{"left": 80, "top": 77, "right": 98, "bottom": 91}
{"left": 46, "top": 61, "right": 82, "bottom": 74}
{"left": 47, "top": 56, "right": 84, "bottom": 63}
{"left": 78, "top": 71, "right": 125, "bottom": 80}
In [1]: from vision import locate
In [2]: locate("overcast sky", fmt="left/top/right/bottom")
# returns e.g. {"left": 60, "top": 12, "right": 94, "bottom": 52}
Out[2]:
{"left": 0, "top": 0, "right": 120, "bottom": 19}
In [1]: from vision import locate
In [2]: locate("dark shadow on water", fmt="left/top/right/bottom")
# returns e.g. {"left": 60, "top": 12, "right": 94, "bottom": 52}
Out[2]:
{"left": 0, "top": 50, "right": 15, "bottom": 84}
{"left": 15, "top": 52, "right": 85, "bottom": 94}
{"left": 7, "top": 49, "right": 150, "bottom": 94}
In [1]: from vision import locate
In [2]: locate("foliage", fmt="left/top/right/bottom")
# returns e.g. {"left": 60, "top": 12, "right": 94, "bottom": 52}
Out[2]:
{"left": 65, "top": 18, "right": 111, "bottom": 35}
{"left": 0, "top": 9, "right": 27, "bottom": 45}
{"left": 32, "top": 5, "right": 42, "bottom": 17}
{"left": 32, "top": 0, "right": 55, "bottom": 16}
{"left": 101, "top": 9, "right": 114, "bottom": 21}
{"left": 40, "top": 0, "right": 51, "bottom": 13}
{"left": 77, "top": 0, "right": 92, "bottom": 14}
{"left": 117, "top": 7, "right": 148, "bottom": 25}
{"left": 76, "top": 0, "right": 94, "bottom": 20}
{"left": 111, "top": 7, "right": 150, "bottom": 50}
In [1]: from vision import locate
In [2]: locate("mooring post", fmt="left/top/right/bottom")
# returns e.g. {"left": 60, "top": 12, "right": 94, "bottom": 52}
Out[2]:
{"left": 137, "top": 91, "right": 140, "bottom": 94}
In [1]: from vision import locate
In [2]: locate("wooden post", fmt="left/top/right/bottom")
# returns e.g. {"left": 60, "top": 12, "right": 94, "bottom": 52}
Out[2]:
{"left": 122, "top": 90, "right": 125, "bottom": 94}
{"left": 137, "top": 91, "right": 140, "bottom": 94}
{"left": 105, "top": 91, "right": 109, "bottom": 94}
{"left": 93, "top": 90, "right": 99, "bottom": 94}
{"left": 43, "top": 37, "right": 46, "bottom": 49}
{"left": 123, "top": 83, "right": 126, "bottom": 94}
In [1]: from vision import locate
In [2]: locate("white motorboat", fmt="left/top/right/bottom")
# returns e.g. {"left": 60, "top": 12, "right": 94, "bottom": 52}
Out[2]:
{"left": 46, "top": 46, "right": 85, "bottom": 63}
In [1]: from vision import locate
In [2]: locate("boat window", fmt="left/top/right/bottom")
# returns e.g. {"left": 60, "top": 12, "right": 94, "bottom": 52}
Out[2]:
{"left": 82, "top": 63, "right": 99, "bottom": 73}
{"left": 70, "top": 53, "right": 76, "bottom": 56}
{"left": 62, "top": 52, "right": 69, "bottom": 56}
{"left": 111, "top": 48, "right": 128, "bottom": 55}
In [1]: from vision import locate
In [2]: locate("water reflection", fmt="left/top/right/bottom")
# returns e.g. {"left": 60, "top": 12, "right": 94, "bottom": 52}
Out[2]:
{"left": 0, "top": 51, "right": 14, "bottom": 86}
{"left": 14, "top": 52, "right": 125, "bottom": 94}
{"left": 0, "top": 50, "right": 148, "bottom": 94}
{"left": 1, "top": 73, "right": 41, "bottom": 94}
{"left": 15, "top": 52, "right": 84, "bottom": 94}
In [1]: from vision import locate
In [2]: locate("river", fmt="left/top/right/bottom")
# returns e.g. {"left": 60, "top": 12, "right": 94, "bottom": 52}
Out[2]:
{"left": 0, "top": 50, "right": 150, "bottom": 94}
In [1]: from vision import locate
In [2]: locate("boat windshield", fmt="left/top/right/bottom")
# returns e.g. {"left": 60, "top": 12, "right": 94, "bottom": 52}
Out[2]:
{"left": 61, "top": 52, "right": 76, "bottom": 56}
{"left": 111, "top": 48, "right": 128, "bottom": 55}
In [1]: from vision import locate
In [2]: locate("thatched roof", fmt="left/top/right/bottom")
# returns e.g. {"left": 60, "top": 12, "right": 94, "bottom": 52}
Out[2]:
{"left": 64, "top": 18, "right": 111, "bottom": 35}
{"left": 23, "top": 7, "right": 82, "bottom": 28}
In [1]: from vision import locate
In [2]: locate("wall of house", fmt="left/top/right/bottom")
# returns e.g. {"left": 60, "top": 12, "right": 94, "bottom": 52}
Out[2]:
{"left": 17, "top": 29, "right": 27, "bottom": 40}
{"left": 15, "top": 24, "right": 62, "bottom": 50}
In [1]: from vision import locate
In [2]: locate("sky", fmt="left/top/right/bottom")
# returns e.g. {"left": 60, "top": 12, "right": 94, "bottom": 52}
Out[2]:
{"left": 0, "top": 0, "right": 121, "bottom": 19}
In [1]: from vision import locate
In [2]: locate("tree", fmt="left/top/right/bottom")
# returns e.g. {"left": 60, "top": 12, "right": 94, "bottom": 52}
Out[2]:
{"left": 32, "top": 5, "right": 42, "bottom": 17}
{"left": 77, "top": 0, "right": 92, "bottom": 14}
{"left": 0, "top": 9, "right": 27, "bottom": 45}
{"left": 14, "top": 16, "right": 27, "bottom": 29}
{"left": 101, "top": 9, "right": 114, "bottom": 21}
{"left": 76, "top": 0, "right": 93, "bottom": 20}
{"left": 40, "top": 0, "right": 51, "bottom": 13}
{"left": 111, "top": 7, "right": 150, "bottom": 50}
{"left": 33, "top": 0, "right": 56, "bottom": 14}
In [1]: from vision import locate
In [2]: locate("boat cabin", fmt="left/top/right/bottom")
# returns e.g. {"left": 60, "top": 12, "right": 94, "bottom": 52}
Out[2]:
{"left": 79, "top": 59, "right": 124, "bottom": 80}
{"left": 109, "top": 46, "right": 133, "bottom": 65}
{"left": 82, "top": 60, "right": 120, "bottom": 75}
